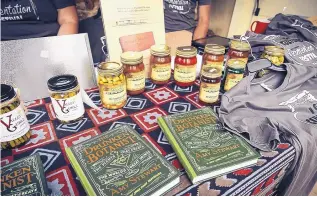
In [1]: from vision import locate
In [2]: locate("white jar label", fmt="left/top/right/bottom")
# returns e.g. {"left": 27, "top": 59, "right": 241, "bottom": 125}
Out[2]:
{"left": 0, "top": 104, "right": 30, "bottom": 142}
{"left": 174, "top": 64, "right": 197, "bottom": 83}
{"left": 126, "top": 71, "right": 145, "bottom": 91}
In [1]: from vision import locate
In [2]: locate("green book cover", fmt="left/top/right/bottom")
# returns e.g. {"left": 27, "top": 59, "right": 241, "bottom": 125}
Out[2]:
{"left": 158, "top": 107, "right": 260, "bottom": 184}
{"left": 66, "top": 125, "right": 180, "bottom": 196}
{"left": 1, "top": 153, "right": 49, "bottom": 196}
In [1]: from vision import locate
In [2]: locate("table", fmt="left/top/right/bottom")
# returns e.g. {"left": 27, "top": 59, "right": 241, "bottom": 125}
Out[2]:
{"left": 0, "top": 79, "right": 295, "bottom": 196}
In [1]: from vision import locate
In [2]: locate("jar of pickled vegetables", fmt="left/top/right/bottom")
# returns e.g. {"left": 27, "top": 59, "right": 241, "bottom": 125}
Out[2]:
{"left": 121, "top": 52, "right": 145, "bottom": 95}
{"left": 228, "top": 40, "right": 251, "bottom": 63}
{"left": 47, "top": 75, "right": 85, "bottom": 124}
{"left": 198, "top": 67, "right": 222, "bottom": 105}
{"left": 202, "top": 44, "right": 225, "bottom": 70}
{"left": 0, "top": 84, "right": 31, "bottom": 149}
{"left": 174, "top": 46, "right": 197, "bottom": 87}
{"left": 224, "top": 59, "right": 246, "bottom": 92}
{"left": 97, "top": 62, "right": 127, "bottom": 109}
{"left": 261, "top": 46, "right": 285, "bottom": 66}
{"left": 150, "top": 45, "right": 171, "bottom": 85}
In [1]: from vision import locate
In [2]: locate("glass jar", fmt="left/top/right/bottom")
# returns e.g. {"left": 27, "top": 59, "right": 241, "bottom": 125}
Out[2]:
{"left": 174, "top": 46, "right": 197, "bottom": 87}
{"left": 198, "top": 67, "right": 222, "bottom": 105}
{"left": 121, "top": 52, "right": 145, "bottom": 95}
{"left": 98, "top": 62, "right": 127, "bottom": 109}
{"left": 0, "top": 84, "right": 31, "bottom": 149}
{"left": 202, "top": 44, "right": 225, "bottom": 70}
{"left": 224, "top": 59, "right": 246, "bottom": 92}
{"left": 261, "top": 46, "right": 285, "bottom": 66}
{"left": 47, "top": 75, "right": 85, "bottom": 124}
{"left": 228, "top": 40, "right": 251, "bottom": 63}
{"left": 150, "top": 45, "right": 171, "bottom": 85}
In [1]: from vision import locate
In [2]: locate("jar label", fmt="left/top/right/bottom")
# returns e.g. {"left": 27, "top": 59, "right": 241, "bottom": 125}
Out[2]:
{"left": 51, "top": 92, "right": 85, "bottom": 121}
{"left": 0, "top": 104, "right": 30, "bottom": 142}
{"left": 204, "top": 61, "right": 224, "bottom": 70}
{"left": 101, "top": 82, "right": 127, "bottom": 105}
{"left": 151, "top": 63, "right": 171, "bottom": 81}
{"left": 224, "top": 73, "right": 244, "bottom": 91}
{"left": 126, "top": 71, "right": 145, "bottom": 91}
{"left": 199, "top": 82, "right": 221, "bottom": 103}
{"left": 174, "top": 64, "right": 197, "bottom": 83}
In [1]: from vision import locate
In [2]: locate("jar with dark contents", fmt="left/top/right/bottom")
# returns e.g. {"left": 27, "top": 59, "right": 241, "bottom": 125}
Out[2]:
{"left": 202, "top": 44, "right": 225, "bottom": 70}
{"left": 174, "top": 46, "right": 197, "bottom": 87}
{"left": 224, "top": 59, "right": 246, "bottom": 92}
{"left": 228, "top": 40, "right": 251, "bottom": 63}
{"left": 0, "top": 84, "right": 31, "bottom": 149}
{"left": 150, "top": 45, "right": 171, "bottom": 85}
{"left": 121, "top": 52, "right": 145, "bottom": 95}
{"left": 198, "top": 67, "right": 222, "bottom": 105}
{"left": 47, "top": 75, "right": 85, "bottom": 124}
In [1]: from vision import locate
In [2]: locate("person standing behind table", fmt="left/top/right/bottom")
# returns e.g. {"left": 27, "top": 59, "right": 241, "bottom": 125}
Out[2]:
{"left": 1, "top": 0, "right": 79, "bottom": 41}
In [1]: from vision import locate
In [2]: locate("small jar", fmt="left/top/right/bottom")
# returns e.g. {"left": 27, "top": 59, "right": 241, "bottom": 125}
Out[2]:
{"left": 228, "top": 40, "right": 251, "bottom": 63}
{"left": 174, "top": 46, "right": 197, "bottom": 87}
{"left": 0, "top": 84, "right": 31, "bottom": 149}
{"left": 261, "top": 46, "right": 285, "bottom": 66}
{"left": 48, "top": 75, "right": 85, "bottom": 124}
{"left": 202, "top": 44, "right": 225, "bottom": 70}
{"left": 150, "top": 45, "right": 171, "bottom": 85}
{"left": 224, "top": 59, "right": 246, "bottom": 92}
{"left": 98, "top": 62, "right": 127, "bottom": 109}
{"left": 198, "top": 67, "right": 222, "bottom": 105}
{"left": 121, "top": 52, "right": 145, "bottom": 95}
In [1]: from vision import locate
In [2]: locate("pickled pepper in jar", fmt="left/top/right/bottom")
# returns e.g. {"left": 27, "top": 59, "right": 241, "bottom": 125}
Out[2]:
{"left": 198, "top": 67, "right": 222, "bottom": 105}
{"left": 261, "top": 46, "right": 285, "bottom": 66}
{"left": 228, "top": 40, "right": 251, "bottom": 63}
{"left": 150, "top": 45, "right": 171, "bottom": 85}
{"left": 202, "top": 44, "right": 225, "bottom": 70}
{"left": 224, "top": 59, "right": 246, "bottom": 92}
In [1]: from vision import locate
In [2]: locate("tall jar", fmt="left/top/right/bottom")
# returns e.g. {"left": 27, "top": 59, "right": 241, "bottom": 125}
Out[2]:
{"left": 47, "top": 75, "right": 85, "bottom": 124}
{"left": 174, "top": 46, "right": 197, "bottom": 87}
{"left": 228, "top": 40, "right": 251, "bottom": 63}
{"left": 224, "top": 59, "right": 246, "bottom": 92}
{"left": 202, "top": 44, "right": 225, "bottom": 70}
{"left": 98, "top": 62, "right": 127, "bottom": 109}
{"left": 121, "top": 52, "right": 145, "bottom": 95}
{"left": 261, "top": 46, "right": 285, "bottom": 66}
{"left": 150, "top": 45, "right": 171, "bottom": 85}
{"left": 0, "top": 84, "right": 31, "bottom": 149}
{"left": 198, "top": 67, "right": 222, "bottom": 105}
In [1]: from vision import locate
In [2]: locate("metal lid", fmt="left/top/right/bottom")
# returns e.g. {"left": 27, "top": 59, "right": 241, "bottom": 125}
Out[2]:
{"left": 150, "top": 45, "right": 170, "bottom": 56}
{"left": 227, "top": 59, "right": 246, "bottom": 69}
{"left": 47, "top": 74, "right": 79, "bottom": 92}
{"left": 201, "top": 67, "right": 222, "bottom": 78}
{"left": 230, "top": 40, "right": 250, "bottom": 51}
{"left": 98, "top": 62, "right": 123, "bottom": 75}
{"left": 176, "top": 46, "right": 197, "bottom": 58}
{"left": 204, "top": 44, "right": 225, "bottom": 55}
{"left": 121, "top": 51, "right": 143, "bottom": 65}
{"left": 1, "top": 84, "right": 16, "bottom": 103}
{"left": 264, "top": 46, "right": 285, "bottom": 56}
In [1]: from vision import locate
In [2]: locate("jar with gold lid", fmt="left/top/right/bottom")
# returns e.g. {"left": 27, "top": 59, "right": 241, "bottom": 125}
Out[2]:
{"left": 121, "top": 52, "right": 145, "bottom": 95}
{"left": 98, "top": 62, "right": 127, "bottom": 109}
{"left": 261, "top": 46, "right": 285, "bottom": 66}
{"left": 198, "top": 67, "right": 222, "bottom": 105}
{"left": 202, "top": 44, "right": 225, "bottom": 70}
{"left": 174, "top": 46, "right": 197, "bottom": 87}
{"left": 1, "top": 84, "right": 31, "bottom": 149}
{"left": 228, "top": 40, "right": 251, "bottom": 63}
{"left": 224, "top": 59, "right": 246, "bottom": 92}
{"left": 150, "top": 45, "right": 171, "bottom": 85}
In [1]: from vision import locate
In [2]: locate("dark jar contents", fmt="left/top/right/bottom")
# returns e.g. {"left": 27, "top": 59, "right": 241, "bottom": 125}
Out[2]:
{"left": 121, "top": 52, "right": 145, "bottom": 95}
{"left": 174, "top": 46, "right": 197, "bottom": 87}
{"left": 198, "top": 67, "right": 222, "bottom": 105}
{"left": 0, "top": 84, "right": 31, "bottom": 149}
{"left": 228, "top": 40, "right": 251, "bottom": 63}
{"left": 202, "top": 44, "right": 225, "bottom": 71}
{"left": 47, "top": 75, "right": 85, "bottom": 124}
{"left": 150, "top": 45, "right": 171, "bottom": 85}
{"left": 224, "top": 59, "right": 246, "bottom": 92}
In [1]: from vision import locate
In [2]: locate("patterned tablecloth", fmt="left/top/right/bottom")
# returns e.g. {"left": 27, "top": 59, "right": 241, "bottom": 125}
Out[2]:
{"left": 1, "top": 79, "right": 295, "bottom": 196}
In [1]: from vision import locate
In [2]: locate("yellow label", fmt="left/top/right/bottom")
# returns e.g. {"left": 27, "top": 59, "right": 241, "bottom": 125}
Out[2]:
{"left": 174, "top": 64, "right": 196, "bottom": 83}
{"left": 126, "top": 71, "right": 145, "bottom": 91}
{"left": 231, "top": 58, "right": 248, "bottom": 64}
{"left": 224, "top": 73, "right": 244, "bottom": 91}
{"left": 101, "top": 83, "right": 127, "bottom": 105}
{"left": 151, "top": 63, "right": 171, "bottom": 81}
{"left": 199, "top": 82, "right": 221, "bottom": 103}
{"left": 204, "top": 61, "right": 224, "bottom": 70}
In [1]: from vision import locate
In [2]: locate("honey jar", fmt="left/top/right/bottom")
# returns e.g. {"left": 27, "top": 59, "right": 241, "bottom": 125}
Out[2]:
{"left": 202, "top": 44, "right": 225, "bottom": 70}
{"left": 47, "top": 75, "right": 85, "bottom": 124}
{"left": 97, "top": 62, "right": 127, "bottom": 109}
{"left": 261, "top": 46, "right": 285, "bottom": 66}
{"left": 150, "top": 45, "right": 171, "bottom": 85}
{"left": 228, "top": 40, "right": 251, "bottom": 63}
{"left": 0, "top": 84, "right": 31, "bottom": 149}
{"left": 224, "top": 59, "right": 246, "bottom": 92}
{"left": 174, "top": 46, "right": 197, "bottom": 87}
{"left": 198, "top": 67, "right": 222, "bottom": 105}
{"left": 121, "top": 52, "right": 145, "bottom": 95}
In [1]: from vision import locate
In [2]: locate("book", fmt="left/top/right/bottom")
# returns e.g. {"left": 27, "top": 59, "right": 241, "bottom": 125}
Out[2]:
{"left": 66, "top": 125, "right": 180, "bottom": 196}
{"left": 158, "top": 107, "right": 260, "bottom": 184}
{"left": 100, "top": 0, "right": 166, "bottom": 77}
{"left": 1, "top": 153, "right": 49, "bottom": 196}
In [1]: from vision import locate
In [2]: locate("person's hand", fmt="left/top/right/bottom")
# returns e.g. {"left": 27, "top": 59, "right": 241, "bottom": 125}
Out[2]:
{"left": 57, "top": 6, "right": 79, "bottom": 35}
{"left": 193, "top": 5, "right": 211, "bottom": 40}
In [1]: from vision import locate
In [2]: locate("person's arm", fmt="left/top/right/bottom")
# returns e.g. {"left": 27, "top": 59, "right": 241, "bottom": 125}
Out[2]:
{"left": 193, "top": 4, "right": 210, "bottom": 40}
{"left": 57, "top": 6, "right": 79, "bottom": 35}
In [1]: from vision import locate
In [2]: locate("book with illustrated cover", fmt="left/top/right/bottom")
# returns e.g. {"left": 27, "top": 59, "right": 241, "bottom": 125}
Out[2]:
{"left": 1, "top": 153, "right": 49, "bottom": 196}
{"left": 66, "top": 125, "right": 180, "bottom": 196}
{"left": 158, "top": 107, "right": 260, "bottom": 184}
